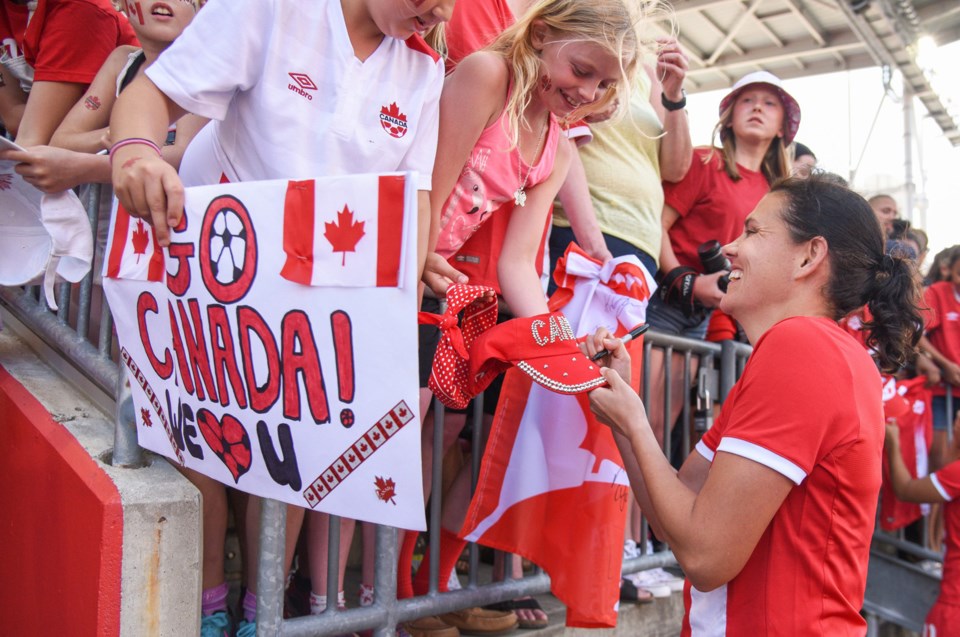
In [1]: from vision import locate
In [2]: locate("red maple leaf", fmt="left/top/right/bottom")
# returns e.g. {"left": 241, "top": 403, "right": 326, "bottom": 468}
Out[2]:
{"left": 380, "top": 103, "right": 408, "bottom": 138}
{"left": 374, "top": 476, "right": 397, "bottom": 505}
{"left": 324, "top": 205, "right": 365, "bottom": 266}
{"left": 140, "top": 407, "right": 152, "bottom": 427}
{"left": 132, "top": 220, "right": 150, "bottom": 263}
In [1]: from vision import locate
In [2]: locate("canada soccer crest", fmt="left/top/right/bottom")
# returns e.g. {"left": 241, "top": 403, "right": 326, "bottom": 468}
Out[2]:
{"left": 380, "top": 103, "right": 408, "bottom": 139}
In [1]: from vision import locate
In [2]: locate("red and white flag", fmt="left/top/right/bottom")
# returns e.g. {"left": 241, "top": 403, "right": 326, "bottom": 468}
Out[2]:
{"left": 461, "top": 244, "right": 655, "bottom": 627}
{"left": 280, "top": 175, "right": 407, "bottom": 288}
{"left": 104, "top": 201, "right": 165, "bottom": 282}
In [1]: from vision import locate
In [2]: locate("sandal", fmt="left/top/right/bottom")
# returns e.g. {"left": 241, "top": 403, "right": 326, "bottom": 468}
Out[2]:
{"left": 619, "top": 578, "right": 654, "bottom": 605}
{"left": 484, "top": 598, "right": 548, "bottom": 630}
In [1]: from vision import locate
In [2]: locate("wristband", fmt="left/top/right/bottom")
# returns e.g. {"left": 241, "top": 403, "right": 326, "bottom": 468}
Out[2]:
{"left": 661, "top": 89, "right": 687, "bottom": 112}
{"left": 109, "top": 137, "right": 162, "bottom": 164}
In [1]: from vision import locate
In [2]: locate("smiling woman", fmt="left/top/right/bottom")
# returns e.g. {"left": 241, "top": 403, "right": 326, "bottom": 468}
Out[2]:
{"left": 587, "top": 174, "right": 924, "bottom": 636}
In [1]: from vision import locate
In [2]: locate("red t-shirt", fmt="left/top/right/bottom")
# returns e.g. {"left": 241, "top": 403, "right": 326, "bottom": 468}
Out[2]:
{"left": 444, "top": 0, "right": 514, "bottom": 72}
{"left": 923, "top": 281, "right": 960, "bottom": 397}
{"left": 688, "top": 316, "right": 882, "bottom": 636}
{"left": 930, "top": 462, "right": 960, "bottom": 605}
{"left": 663, "top": 147, "right": 769, "bottom": 271}
{"left": 0, "top": 0, "right": 137, "bottom": 84}
{"left": 705, "top": 308, "right": 738, "bottom": 342}
{"left": 879, "top": 375, "right": 933, "bottom": 532}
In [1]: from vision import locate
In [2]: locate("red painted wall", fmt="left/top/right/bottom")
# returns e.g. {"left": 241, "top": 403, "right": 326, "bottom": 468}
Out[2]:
{"left": 0, "top": 365, "right": 123, "bottom": 636}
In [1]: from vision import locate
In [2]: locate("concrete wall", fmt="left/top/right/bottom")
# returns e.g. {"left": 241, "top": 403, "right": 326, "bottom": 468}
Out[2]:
{"left": 0, "top": 327, "right": 202, "bottom": 636}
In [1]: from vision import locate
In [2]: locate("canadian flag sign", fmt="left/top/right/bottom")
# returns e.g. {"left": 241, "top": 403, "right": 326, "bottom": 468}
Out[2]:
{"left": 461, "top": 245, "right": 656, "bottom": 627}
{"left": 102, "top": 173, "right": 426, "bottom": 529}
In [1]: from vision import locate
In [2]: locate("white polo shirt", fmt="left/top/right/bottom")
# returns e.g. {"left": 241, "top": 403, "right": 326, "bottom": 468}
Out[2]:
{"left": 147, "top": 0, "right": 443, "bottom": 189}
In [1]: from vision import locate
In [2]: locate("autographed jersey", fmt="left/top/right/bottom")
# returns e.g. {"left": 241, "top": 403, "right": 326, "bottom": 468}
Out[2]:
{"left": 147, "top": 0, "right": 443, "bottom": 189}
{"left": 689, "top": 316, "right": 882, "bottom": 636}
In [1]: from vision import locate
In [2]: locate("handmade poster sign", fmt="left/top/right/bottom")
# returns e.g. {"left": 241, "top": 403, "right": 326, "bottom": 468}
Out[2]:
{"left": 103, "top": 173, "right": 425, "bottom": 529}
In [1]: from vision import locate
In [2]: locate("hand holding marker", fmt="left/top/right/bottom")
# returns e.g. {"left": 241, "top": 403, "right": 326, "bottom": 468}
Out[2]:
{"left": 590, "top": 324, "right": 650, "bottom": 362}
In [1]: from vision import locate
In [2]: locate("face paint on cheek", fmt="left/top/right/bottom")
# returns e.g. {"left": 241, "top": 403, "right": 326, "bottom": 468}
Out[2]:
{"left": 126, "top": 0, "right": 144, "bottom": 25}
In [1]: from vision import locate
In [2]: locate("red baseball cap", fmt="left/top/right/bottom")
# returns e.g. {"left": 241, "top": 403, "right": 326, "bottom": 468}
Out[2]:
{"left": 468, "top": 312, "right": 607, "bottom": 396}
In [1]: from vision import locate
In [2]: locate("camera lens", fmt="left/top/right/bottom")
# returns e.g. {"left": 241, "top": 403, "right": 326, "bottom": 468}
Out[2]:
{"left": 698, "top": 240, "right": 731, "bottom": 274}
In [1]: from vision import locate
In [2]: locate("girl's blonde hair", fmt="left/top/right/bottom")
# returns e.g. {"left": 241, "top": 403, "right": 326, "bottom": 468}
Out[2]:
{"left": 487, "top": 0, "right": 665, "bottom": 147}
{"left": 710, "top": 102, "right": 791, "bottom": 185}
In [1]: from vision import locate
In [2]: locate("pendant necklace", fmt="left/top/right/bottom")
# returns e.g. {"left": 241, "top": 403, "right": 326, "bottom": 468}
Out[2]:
{"left": 514, "top": 114, "right": 549, "bottom": 207}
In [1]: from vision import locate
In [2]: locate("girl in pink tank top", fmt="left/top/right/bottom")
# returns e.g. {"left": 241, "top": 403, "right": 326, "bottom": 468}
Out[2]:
{"left": 425, "top": 0, "right": 647, "bottom": 318}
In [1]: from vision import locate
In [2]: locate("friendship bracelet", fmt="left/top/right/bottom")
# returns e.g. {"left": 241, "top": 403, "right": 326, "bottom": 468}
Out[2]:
{"left": 108, "top": 137, "right": 162, "bottom": 164}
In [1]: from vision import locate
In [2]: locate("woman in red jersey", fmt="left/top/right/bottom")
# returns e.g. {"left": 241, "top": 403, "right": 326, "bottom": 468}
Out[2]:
{"left": 589, "top": 174, "right": 923, "bottom": 636}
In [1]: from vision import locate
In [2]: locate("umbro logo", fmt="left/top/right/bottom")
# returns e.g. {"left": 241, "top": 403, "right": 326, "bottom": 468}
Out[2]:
{"left": 288, "top": 72, "right": 316, "bottom": 101}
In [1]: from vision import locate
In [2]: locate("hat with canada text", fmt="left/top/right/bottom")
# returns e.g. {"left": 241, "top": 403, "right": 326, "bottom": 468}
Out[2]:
{"left": 468, "top": 312, "right": 607, "bottom": 396}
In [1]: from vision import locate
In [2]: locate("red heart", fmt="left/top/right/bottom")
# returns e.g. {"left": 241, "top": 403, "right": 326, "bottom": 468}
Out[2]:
{"left": 197, "top": 409, "right": 252, "bottom": 483}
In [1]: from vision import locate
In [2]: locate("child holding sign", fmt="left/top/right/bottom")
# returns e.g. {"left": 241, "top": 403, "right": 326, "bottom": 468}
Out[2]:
{"left": 109, "top": 0, "right": 456, "bottom": 634}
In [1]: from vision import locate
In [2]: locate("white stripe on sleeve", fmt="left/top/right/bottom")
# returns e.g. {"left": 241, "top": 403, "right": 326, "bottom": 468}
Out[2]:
{"left": 717, "top": 437, "right": 807, "bottom": 485}
{"left": 930, "top": 473, "right": 953, "bottom": 502}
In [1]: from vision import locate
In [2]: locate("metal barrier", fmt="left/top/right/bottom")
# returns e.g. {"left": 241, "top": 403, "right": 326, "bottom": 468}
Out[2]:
{"left": 0, "top": 183, "right": 744, "bottom": 636}
{"left": 255, "top": 329, "right": 743, "bottom": 637}
{"left": 12, "top": 183, "right": 939, "bottom": 637}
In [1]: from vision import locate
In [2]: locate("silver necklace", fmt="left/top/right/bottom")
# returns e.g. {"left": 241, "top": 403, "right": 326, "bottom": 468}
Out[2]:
{"left": 514, "top": 115, "right": 549, "bottom": 207}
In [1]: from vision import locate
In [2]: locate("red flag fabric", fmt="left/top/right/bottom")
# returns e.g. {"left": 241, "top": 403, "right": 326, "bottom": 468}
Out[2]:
{"left": 880, "top": 375, "right": 933, "bottom": 531}
{"left": 460, "top": 244, "right": 656, "bottom": 627}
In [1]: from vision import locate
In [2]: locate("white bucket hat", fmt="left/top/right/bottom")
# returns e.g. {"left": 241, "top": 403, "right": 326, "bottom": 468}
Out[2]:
{"left": 718, "top": 70, "right": 801, "bottom": 145}
{"left": 0, "top": 158, "right": 93, "bottom": 310}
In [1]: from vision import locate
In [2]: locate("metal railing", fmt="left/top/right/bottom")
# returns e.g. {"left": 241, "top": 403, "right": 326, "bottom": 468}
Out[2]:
{"left": 0, "top": 184, "right": 749, "bottom": 636}
{"left": 15, "top": 183, "right": 912, "bottom": 636}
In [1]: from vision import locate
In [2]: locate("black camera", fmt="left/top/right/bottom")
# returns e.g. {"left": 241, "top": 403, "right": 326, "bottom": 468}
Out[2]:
{"left": 697, "top": 240, "right": 731, "bottom": 292}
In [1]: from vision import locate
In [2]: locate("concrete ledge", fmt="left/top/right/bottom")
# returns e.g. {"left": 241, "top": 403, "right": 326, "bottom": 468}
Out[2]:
{"left": 0, "top": 328, "right": 202, "bottom": 637}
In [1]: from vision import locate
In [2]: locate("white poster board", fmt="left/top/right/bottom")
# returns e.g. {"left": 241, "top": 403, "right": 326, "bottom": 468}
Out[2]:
{"left": 103, "top": 173, "right": 425, "bottom": 529}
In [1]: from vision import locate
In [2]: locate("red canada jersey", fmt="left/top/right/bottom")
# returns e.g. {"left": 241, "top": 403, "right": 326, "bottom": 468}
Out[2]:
{"left": 930, "top": 461, "right": 960, "bottom": 605}
{"left": 879, "top": 375, "right": 933, "bottom": 531}
{"left": 690, "top": 316, "right": 882, "bottom": 636}
{"left": 923, "top": 281, "right": 960, "bottom": 397}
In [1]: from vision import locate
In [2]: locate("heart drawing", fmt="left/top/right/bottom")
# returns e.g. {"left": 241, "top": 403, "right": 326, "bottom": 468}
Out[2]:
{"left": 197, "top": 409, "right": 252, "bottom": 483}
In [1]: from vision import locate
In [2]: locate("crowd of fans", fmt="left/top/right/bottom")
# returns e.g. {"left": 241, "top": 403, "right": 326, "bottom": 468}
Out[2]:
{"left": 1, "top": 1, "right": 955, "bottom": 636}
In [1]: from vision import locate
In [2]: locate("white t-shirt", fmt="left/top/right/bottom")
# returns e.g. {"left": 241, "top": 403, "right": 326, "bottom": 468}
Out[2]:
{"left": 146, "top": 0, "right": 443, "bottom": 189}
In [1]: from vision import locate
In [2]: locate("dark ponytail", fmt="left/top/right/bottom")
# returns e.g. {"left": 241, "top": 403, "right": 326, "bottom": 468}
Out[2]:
{"left": 771, "top": 173, "right": 923, "bottom": 372}
{"left": 862, "top": 250, "right": 923, "bottom": 372}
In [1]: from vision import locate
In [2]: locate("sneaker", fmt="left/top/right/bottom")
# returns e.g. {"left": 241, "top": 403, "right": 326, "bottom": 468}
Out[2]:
{"left": 200, "top": 611, "right": 231, "bottom": 637}
{"left": 236, "top": 619, "right": 256, "bottom": 637}
{"left": 918, "top": 559, "right": 944, "bottom": 577}
{"left": 644, "top": 567, "right": 685, "bottom": 592}
{"left": 627, "top": 570, "right": 671, "bottom": 598}
{"left": 358, "top": 583, "right": 376, "bottom": 607}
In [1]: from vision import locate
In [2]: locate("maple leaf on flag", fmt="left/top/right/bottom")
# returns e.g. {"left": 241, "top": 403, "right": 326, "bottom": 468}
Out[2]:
{"left": 140, "top": 407, "right": 153, "bottom": 427}
{"left": 374, "top": 475, "right": 397, "bottom": 505}
{"left": 132, "top": 220, "right": 150, "bottom": 263}
{"left": 324, "top": 205, "right": 366, "bottom": 266}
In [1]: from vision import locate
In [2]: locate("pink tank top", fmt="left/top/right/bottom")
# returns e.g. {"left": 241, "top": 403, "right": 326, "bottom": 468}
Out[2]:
{"left": 436, "top": 102, "right": 560, "bottom": 259}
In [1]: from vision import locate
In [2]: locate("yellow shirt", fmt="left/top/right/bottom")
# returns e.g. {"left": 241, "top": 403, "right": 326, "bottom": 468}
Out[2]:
{"left": 553, "top": 70, "right": 664, "bottom": 265}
